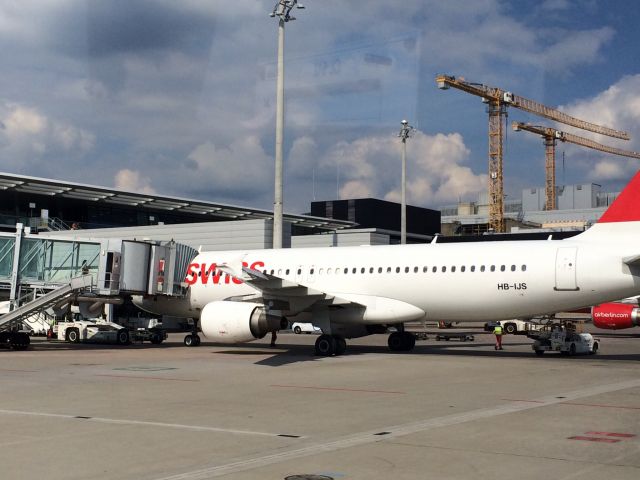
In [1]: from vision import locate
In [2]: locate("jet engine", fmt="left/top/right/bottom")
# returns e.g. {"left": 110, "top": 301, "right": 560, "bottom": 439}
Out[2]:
{"left": 592, "top": 303, "right": 640, "bottom": 330}
{"left": 200, "top": 301, "right": 286, "bottom": 343}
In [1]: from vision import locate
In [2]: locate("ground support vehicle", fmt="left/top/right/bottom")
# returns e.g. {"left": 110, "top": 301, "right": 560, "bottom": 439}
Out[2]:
{"left": 530, "top": 326, "right": 599, "bottom": 356}
{"left": 435, "top": 333, "right": 475, "bottom": 342}
{"left": 0, "top": 330, "right": 30, "bottom": 350}
{"left": 484, "top": 319, "right": 545, "bottom": 334}
{"left": 291, "top": 322, "right": 321, "bottom": 334}
{"left": 57, "top": 321, "right": 131, "bottom": 345}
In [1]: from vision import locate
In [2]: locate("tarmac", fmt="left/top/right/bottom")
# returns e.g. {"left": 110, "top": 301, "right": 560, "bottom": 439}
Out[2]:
{"left": 1, "top": 325, "right": 639, "bottom": 480}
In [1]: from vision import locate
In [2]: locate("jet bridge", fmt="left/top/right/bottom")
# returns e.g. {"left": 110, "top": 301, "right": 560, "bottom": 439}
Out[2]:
{"left": 0, "top": 224, "right": 197, "bottom": 348}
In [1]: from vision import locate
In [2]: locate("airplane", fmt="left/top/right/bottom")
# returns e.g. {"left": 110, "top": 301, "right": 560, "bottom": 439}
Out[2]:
{"left": 134, "top": 171, "right": 640, "bottom": 356}
{"left": 592, "top": 298, "right": 640, "bottom": 330}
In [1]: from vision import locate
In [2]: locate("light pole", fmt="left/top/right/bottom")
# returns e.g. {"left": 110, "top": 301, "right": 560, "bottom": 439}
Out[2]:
{"left": 270, "top": 1, "right": 305, "bottom": 249}
{"left": 398, "top": 120, "right": 414, "bottom": 244}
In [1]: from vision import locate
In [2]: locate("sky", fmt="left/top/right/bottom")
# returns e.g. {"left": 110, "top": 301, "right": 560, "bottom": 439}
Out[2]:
{"left": 0, "top": 0, "right": 639, "bottom": 214}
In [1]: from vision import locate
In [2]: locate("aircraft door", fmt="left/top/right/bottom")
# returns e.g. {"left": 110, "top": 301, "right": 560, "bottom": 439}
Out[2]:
{"left": 555, "top": 247, "right": 578, "bottom": 291}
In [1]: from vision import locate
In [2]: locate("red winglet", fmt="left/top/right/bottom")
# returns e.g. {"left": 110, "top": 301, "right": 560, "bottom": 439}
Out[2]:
{"left": 598, "top": 170, "right": 640, "bottom": 223}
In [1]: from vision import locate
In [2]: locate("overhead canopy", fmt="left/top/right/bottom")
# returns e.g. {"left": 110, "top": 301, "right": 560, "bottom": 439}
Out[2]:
{"left": 0, "top": 172, "right": 355, "bottom": 231}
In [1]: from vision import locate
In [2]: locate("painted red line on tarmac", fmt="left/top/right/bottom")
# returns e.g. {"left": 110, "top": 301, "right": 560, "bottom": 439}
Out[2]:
{"left": 0, "top": 369, "right": 37, "bottom": 373}
{"left": 562, "top": 401, "right": 640, "bottom": 411}
{"left": 271, "top": 384, "right": 405, "bottom": 395}
{"left": 96, "top": 374, "right": 199, "bottom": 382}
{"left": 568, "top": 436, "right": 621, "bottom": 443}
{"left": 501, "top": 398, "right": 546, "bottom": 404}
{"left": 585, "top": 432, "right": 636, "bottom": 438}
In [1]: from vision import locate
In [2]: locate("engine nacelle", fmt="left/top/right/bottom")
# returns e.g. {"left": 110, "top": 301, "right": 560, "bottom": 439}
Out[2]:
{"left": 592, "top": 303, "right": 640, "bottom": 330}
{"left": 200, "top": 301, "right": 286, "bottom": 343}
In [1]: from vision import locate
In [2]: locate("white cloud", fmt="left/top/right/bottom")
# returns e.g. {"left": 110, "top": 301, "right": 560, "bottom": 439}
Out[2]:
{"left": 178, "top": 136, "right": 272, "bottom": 202}
{"left": 559, "top": 75, "right": 640, "bottom": 181}
{"left": 0, "top": 102, "right": 95, "bottom": 169}
{"left": 114, "top": 169, "right": 156, "bottom": 194}
{"left": 313, "top": 131, "right": 485, "bottom": 206}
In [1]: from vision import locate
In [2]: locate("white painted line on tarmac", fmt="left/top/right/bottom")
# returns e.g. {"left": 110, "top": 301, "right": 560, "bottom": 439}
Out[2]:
{"left": 0, "top": 409, "right": 295, "bottom": 438}
{"left": 153, "top": 378, "right": 640, "bottom": 480}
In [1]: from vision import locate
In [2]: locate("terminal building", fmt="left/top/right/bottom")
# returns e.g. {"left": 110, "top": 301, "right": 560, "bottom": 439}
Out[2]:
{"left": 439, "top": 182, "right": 619, "bottom": 235}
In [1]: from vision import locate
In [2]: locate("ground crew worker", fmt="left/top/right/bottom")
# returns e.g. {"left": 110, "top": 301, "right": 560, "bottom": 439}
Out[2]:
{"left": 270, "top": 330, "right": 277, "bottom": 347}
{"left": 493, "top": 324, "right": 504, "bottom": 350}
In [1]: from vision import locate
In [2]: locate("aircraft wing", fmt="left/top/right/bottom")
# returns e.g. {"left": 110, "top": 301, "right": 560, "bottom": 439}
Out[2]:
{"left": 216, "top": 260, "right": 359, "bottom": 314}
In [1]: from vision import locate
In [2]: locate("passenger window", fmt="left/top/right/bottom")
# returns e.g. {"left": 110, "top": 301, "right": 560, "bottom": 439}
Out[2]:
{"left": 451, "top": 266, "right": 456, "bottom": 272}
{"left": 297, "top": 269, "right": 301, "bottom": 275}
{"left": 522, "top": 265, "right": 527, "bottom": 271}
{"left": 405, "top": 266, "right": 410, "bottom": 273}
{"left": 442, "top": 266, "right": 447, "bottom": 272}
{"left": 344, "top": 268, "right": 348, "bottom": 274}
{"left": 270, "top": 269, "right": 275, "bottom": 275}
{"left": 510, "top": 265, "right": 516, "bottom": 272}
{"left": 470, "top": 265, "right": 475, "bottom": 272}
{"left": 310, "top": 268, "right": 314, "bottom": 274}
{"left": 352, "top": 268, "right": 357, "bottom": 274}
{"left": 378, "top": 267, "right": 383, "bottom": 273}
{"left": 423, "top": 266, "right": 428, "bottom": 273}
{"left": 396, "top": 267, "right": 401, "bottom": 273}
{"left": 490, "top": 265, "right": 496, "bottom": 272}
{"left": 286, "top": 269, "right": 290, "bottom": 275}
{"left": 387, "top": 267, "right": 392, "bottom": 273}
{"left": 319, "top": 268, "right": 324, "bottom": 274}
{"left": 480, "top": 265, "right": 485, "bottom": 272}
{"left": 461, "top": 266, "right": 466, "bottom": 272}
{"left": 414, "top": 266, "right": 419, "bottom": 273}
{"left": 432, "top": 266, "right": 437, "bottom": 273}
{"left": 369, "top": 267, "right": 374, "bottom": 274}
{"left": 361, "top": 267, "right": 366, "bottom": 274}
{"left": 500, "top": 265, "right": 505, "bottom": 272}
{"left": 327, "top": 268, "right": 332, "bottom": 274}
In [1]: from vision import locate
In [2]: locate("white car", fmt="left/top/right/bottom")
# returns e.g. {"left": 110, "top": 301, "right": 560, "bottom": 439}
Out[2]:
{"left": 291, "top": 322, "right": 321, "bottom": 334}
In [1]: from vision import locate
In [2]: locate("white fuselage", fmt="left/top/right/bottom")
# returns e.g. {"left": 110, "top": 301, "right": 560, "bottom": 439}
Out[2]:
{"left": 152, "top": 230, "right": 640, "bottom": 324}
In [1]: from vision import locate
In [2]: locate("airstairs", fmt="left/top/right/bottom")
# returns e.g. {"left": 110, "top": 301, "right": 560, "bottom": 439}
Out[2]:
{"left": 0, "top": 275, "right": 93, "bottom": 331}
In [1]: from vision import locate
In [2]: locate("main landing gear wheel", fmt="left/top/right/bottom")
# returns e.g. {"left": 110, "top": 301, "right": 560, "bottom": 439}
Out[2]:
{"left": 388, "top": 332, "right": 415, "bottom": 352}
{"left": 333, "top": 335, "right": 347, "bottom": 355}
{"left": 315, "top": 334, "right": 337, "bottom": 356}
{"left": 184, "top": 334, "right": 201, "bottom": 347}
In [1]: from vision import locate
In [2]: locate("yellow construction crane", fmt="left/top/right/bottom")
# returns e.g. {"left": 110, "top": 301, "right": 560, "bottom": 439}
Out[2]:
{"left": 435, "top": 74, "right": 630, "bottom": 232}
{"left": 512, "top": 122, "right": 640, "bottom": 211}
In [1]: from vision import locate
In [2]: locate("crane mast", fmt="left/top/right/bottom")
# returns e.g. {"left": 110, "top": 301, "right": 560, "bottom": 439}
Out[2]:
{"left": 513, "top": 122, "right": 640, "bottom": 211}
{"left": 436, "top": 74, "right": 630, "bottom": 232}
